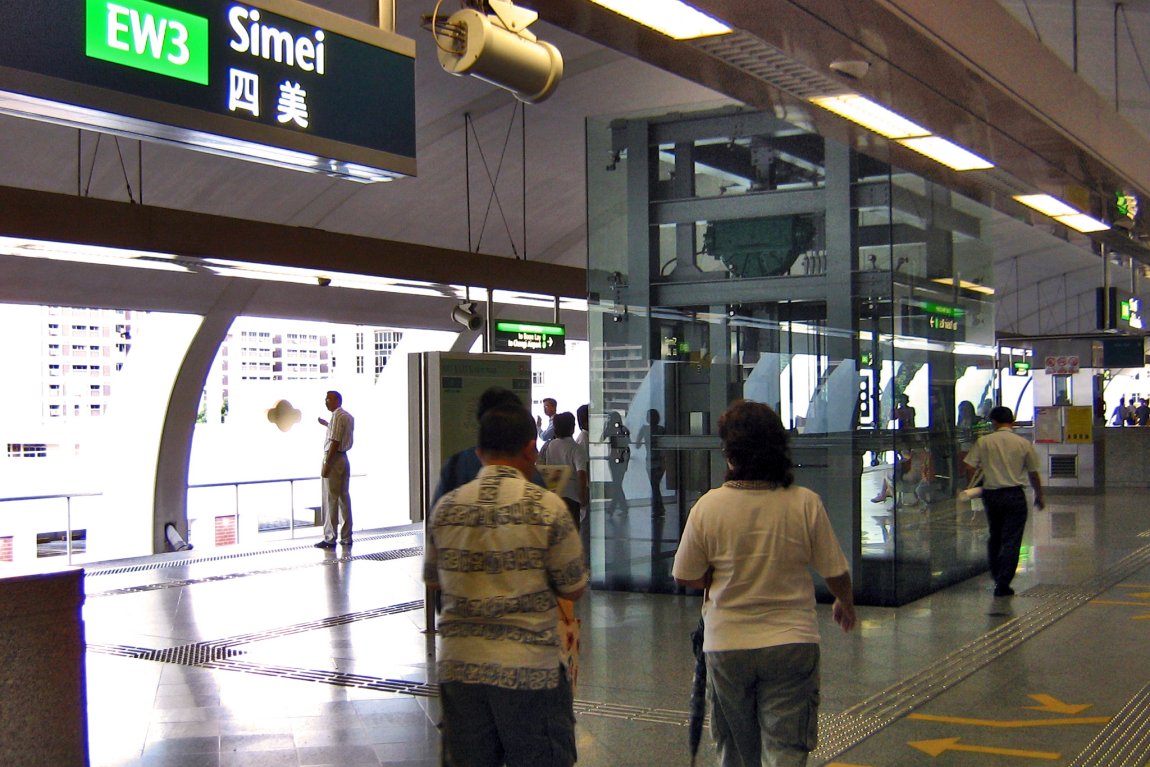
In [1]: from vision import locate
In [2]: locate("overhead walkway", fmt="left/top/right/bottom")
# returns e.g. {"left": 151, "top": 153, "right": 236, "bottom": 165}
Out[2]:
{"left": 79, "top": 488, "right": 1150, "bottom": 766}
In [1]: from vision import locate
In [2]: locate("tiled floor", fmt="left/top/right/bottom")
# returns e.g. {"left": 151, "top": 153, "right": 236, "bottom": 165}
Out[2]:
{"left": 81, "top": 489, "right": 1150, "bottom": 766}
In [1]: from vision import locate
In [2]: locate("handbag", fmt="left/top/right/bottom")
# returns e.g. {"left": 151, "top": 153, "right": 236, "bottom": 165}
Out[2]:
{"left": 958, "top": 468, "right": 984, "bottom": 501}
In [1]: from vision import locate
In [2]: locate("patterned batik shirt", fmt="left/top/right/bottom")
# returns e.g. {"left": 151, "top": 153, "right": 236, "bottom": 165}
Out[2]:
{"left": 424, "top": 464, "right": 587, "bottom": 690}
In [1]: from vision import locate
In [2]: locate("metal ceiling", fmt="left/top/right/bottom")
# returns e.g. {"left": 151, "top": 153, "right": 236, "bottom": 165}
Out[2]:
{"left": 0, "top": 0, "right": 1147, "bottom": 339}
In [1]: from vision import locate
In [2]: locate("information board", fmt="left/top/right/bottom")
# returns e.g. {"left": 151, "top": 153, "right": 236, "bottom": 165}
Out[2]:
{"left": 492, "top": 321, "right": 567, "bottom": 355}
{"left": 0, "top": 0, "right": 415, "bottom": 181}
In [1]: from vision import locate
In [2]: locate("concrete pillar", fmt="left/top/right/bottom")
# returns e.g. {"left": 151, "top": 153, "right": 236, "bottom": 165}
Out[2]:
{"left": 0, "top": 569, "right": 88, "bottom": 766}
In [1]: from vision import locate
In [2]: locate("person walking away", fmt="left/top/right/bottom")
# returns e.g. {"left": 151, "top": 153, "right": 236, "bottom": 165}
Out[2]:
{"left": 537, "top": 411, "right": 589, "bottom": 528}
{"left": 963, "top": 405, "right": 1045, "bottom": 597}
{"left": 433, "top": 386, "right": 526, "bottom": 505}
{"left": 425, "top": 404, "right": 587, "bottom": 766}
{"left": 315, "top": 390, "right": 354, "bottom": 549}
{"left": 673, "top": 400, "right": 856, "bottom": 767}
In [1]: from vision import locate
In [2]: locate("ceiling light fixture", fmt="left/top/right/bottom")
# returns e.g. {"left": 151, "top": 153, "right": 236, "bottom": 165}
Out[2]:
{"left": 809, "top": 94, "right": 929, "bottom": 139}
{"left": 1013, "top": 194, "right": 1079, "bottom": 217}
{"left": 898, "top": 136, "right": 994, "bottom": 171}
{"left": 1013, "top": 194, "right": 1110, "bottom": 232}
{"left": 587, "top": 0, "right": 731, "bottom": 40}
{"left": 931, "top": 277, "right": 996, "bottom": 295}
{"left": 1054, "top": 213, "right": 1110, "bottom": 233}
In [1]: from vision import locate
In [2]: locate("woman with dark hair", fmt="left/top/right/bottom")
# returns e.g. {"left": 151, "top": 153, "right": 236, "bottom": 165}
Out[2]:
{"left": 673, "top": 400, "right": 856, "bottom": 767}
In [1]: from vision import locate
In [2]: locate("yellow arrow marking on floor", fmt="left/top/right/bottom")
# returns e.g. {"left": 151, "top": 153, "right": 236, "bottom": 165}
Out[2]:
{"left": 1127, "top": 591, "right": 1150, "bottom": 599}
{"left": 1024, "top": 693, "right": 1093, "bottom": 714}
{"left": 908, "top": 713, "right": 1109, "bottom": 728}
{"left": 909, "top": 737, "right": 1060, "bottom": 759}
{"left": 1091, "top": 599, "right": 1150, "bottom": 606}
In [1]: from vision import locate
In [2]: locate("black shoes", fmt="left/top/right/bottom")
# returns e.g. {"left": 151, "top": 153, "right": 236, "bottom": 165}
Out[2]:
{"left": 314, "top": 540, "right": 336, "bottom": 549}
{"left": 993, "top": 585, "right": 1015, "bottom": 597}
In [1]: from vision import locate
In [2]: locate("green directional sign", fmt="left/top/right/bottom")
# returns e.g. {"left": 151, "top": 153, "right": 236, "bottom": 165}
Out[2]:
{"left": 85, "top": 0, "right": 209, "bottom": 84}
{"left": 492, "top": 321, "right": 566, "bottom": 355}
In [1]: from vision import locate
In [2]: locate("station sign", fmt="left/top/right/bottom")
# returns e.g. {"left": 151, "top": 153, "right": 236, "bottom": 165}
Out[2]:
{"left": 0, "top": 0, "right": 416, "bottom": 181}
{"left": 492, "top": 321, "right": 566, "bottom": 355}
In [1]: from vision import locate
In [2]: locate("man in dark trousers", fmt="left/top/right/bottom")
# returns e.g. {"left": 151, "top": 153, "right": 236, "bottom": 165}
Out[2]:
{"left": 964, "top": 406, "right": 1045, "bottom": 597}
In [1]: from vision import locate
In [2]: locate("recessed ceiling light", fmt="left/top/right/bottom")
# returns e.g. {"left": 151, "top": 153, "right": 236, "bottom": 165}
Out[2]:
{"left": 1054, "top": 213, "right": 1110, "bottom": 233}
{"left": 809, "top": 94, "right": 930, "bottom": 139}
{"left": 1013, "top": 194, "right": 1079, "bottom": 217}
{"left": 898, "top": 136, "right": 994, "bottom": 171}
{"left": 587, "top": 0, "right": 731, "bottom": 39}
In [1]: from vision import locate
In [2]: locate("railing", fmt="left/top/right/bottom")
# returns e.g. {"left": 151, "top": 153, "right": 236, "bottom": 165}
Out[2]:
{"left": 187, "top": 473, "right": 365, "bottom": 544}
{"left": 0, "top": 492, "right": 101, "bottom": 566}
{"left": 0, "top": 475, "right": 365, "bottom": 565}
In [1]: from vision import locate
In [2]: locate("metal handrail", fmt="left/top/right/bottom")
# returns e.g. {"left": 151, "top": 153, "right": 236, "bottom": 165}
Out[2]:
{"left": 0, "top": 492, "right": 102, "bottom": 565}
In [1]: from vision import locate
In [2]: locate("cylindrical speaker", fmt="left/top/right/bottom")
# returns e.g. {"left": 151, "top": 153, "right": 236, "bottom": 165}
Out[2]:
{"left": 437, "top": 8, "right": 563, "bottom": 103}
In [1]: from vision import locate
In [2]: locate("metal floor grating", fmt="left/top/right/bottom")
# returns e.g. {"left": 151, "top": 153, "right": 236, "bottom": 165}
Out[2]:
{"left": 811, "top": 538, "right": 1150, "bottom": 762}
{"left": 84, "top": 525, "right": 422, "bottom": 577}
{"left": 87, "top": 546, "right": 424, "bottom": 598}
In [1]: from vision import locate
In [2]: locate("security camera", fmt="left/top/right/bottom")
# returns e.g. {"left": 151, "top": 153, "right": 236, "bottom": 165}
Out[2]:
{"left": 452, "top": 301, "right": 483, "bottom": 331}
{"left": 829, "top": 60, "right": 870, "bottom": 81}
{"left": 434, "top": 0, "right": 563, "bottom": 103}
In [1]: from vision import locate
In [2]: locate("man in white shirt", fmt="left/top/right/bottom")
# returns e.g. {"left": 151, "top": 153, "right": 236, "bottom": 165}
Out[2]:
{"left": 315, "top": 390, "right": 354, "bottom": 549}
{"left": 964, "top": 405, "right": 1044, "bottom": 596}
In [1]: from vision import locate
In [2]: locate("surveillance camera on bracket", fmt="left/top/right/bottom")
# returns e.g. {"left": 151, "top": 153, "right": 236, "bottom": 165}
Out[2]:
{"left": 435, "top": 0, "right": 563, "bottom": 103}
{"left": 452, "top": 301, "right": 484, "bottom": 331}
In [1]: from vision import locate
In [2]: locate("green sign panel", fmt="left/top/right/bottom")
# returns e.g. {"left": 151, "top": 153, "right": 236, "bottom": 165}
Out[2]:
{"left": 492, "top": 321, "right": 566, "bottom": 355}
{"left": 85, "top": 0, "right": 209, "bottom": 84}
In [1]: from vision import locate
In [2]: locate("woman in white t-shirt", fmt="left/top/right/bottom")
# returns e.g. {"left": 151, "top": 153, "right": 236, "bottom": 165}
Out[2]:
{"left": 673, "top": 400, "right": 856, "bottom": 767}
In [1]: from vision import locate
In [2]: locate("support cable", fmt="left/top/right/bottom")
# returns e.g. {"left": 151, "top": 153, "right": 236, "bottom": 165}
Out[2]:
{"left": 466, "top": 103, "right": 522, "bottom": 258}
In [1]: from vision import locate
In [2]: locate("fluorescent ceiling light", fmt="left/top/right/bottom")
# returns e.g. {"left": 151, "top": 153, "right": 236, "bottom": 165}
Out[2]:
{"left": 0, "top": 237, "right": 190, "bottom": 272}
{"left": 898, "top": 136, "right": 993, "bottom": 171}
{"left": 587, "top": 0, "right": 731, "bottom": 39}
{"left": 1013, "top": 194, "right": 1079, "bottom": 217}
{"left": 931, "top": 277, "right": 996, "bottom": 295}
{"left": 1013, "top": 194, "right": 1110, "bottom": 232}
{"left": 1054, "top": 213, "right": 1110, "bottom": 233}
{"left": 809, "top": 95, "right": 929, "bottom": 139}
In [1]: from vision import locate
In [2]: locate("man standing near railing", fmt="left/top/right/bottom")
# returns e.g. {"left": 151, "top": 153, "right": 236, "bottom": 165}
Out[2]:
{"left": 315, "top": 390, "right": 355, "bottom": 549}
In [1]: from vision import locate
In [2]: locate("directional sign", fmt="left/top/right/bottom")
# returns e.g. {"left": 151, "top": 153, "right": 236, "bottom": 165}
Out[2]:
{"left": 909, "top": 737, "right": 1060, "bottom": 760}
{"left": 909, "top": 712, "right": 1109, "bottom": 728}
{"left": 492, "top": 321, "right": 566, "bottom": 355}
{"left": 1024, "top": 694, "right": 1093, "bottom": 715}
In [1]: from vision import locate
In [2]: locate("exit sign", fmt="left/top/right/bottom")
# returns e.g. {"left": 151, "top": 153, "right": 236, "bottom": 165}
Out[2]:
{"left": 492, "top": 321, "right": 566, "bottom": 355}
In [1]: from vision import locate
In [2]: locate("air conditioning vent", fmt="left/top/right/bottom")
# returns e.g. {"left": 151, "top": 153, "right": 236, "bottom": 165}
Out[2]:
{"left": 1049, "top": 454, "right": 1078, "bottom": 478}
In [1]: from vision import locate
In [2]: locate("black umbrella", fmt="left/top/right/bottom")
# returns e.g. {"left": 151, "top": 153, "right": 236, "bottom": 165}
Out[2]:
{"left": 688, "top": 616, "right": 706, "bottom": 766}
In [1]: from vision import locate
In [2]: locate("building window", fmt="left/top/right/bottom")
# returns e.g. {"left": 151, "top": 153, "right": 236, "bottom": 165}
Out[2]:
{"left": 532, "top": 371, "right": 545, "bottom": 385}
{"left": 7, "top": 443, "right": 48, "bottom": 458}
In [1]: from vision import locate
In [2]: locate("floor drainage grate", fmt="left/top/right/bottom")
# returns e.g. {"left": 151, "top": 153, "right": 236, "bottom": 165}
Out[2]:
{"left": 85, "top": 525, "right": 422, "bottom": 576}
{"left": 88, "top": 547, "right": 423, "bottom": 598}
